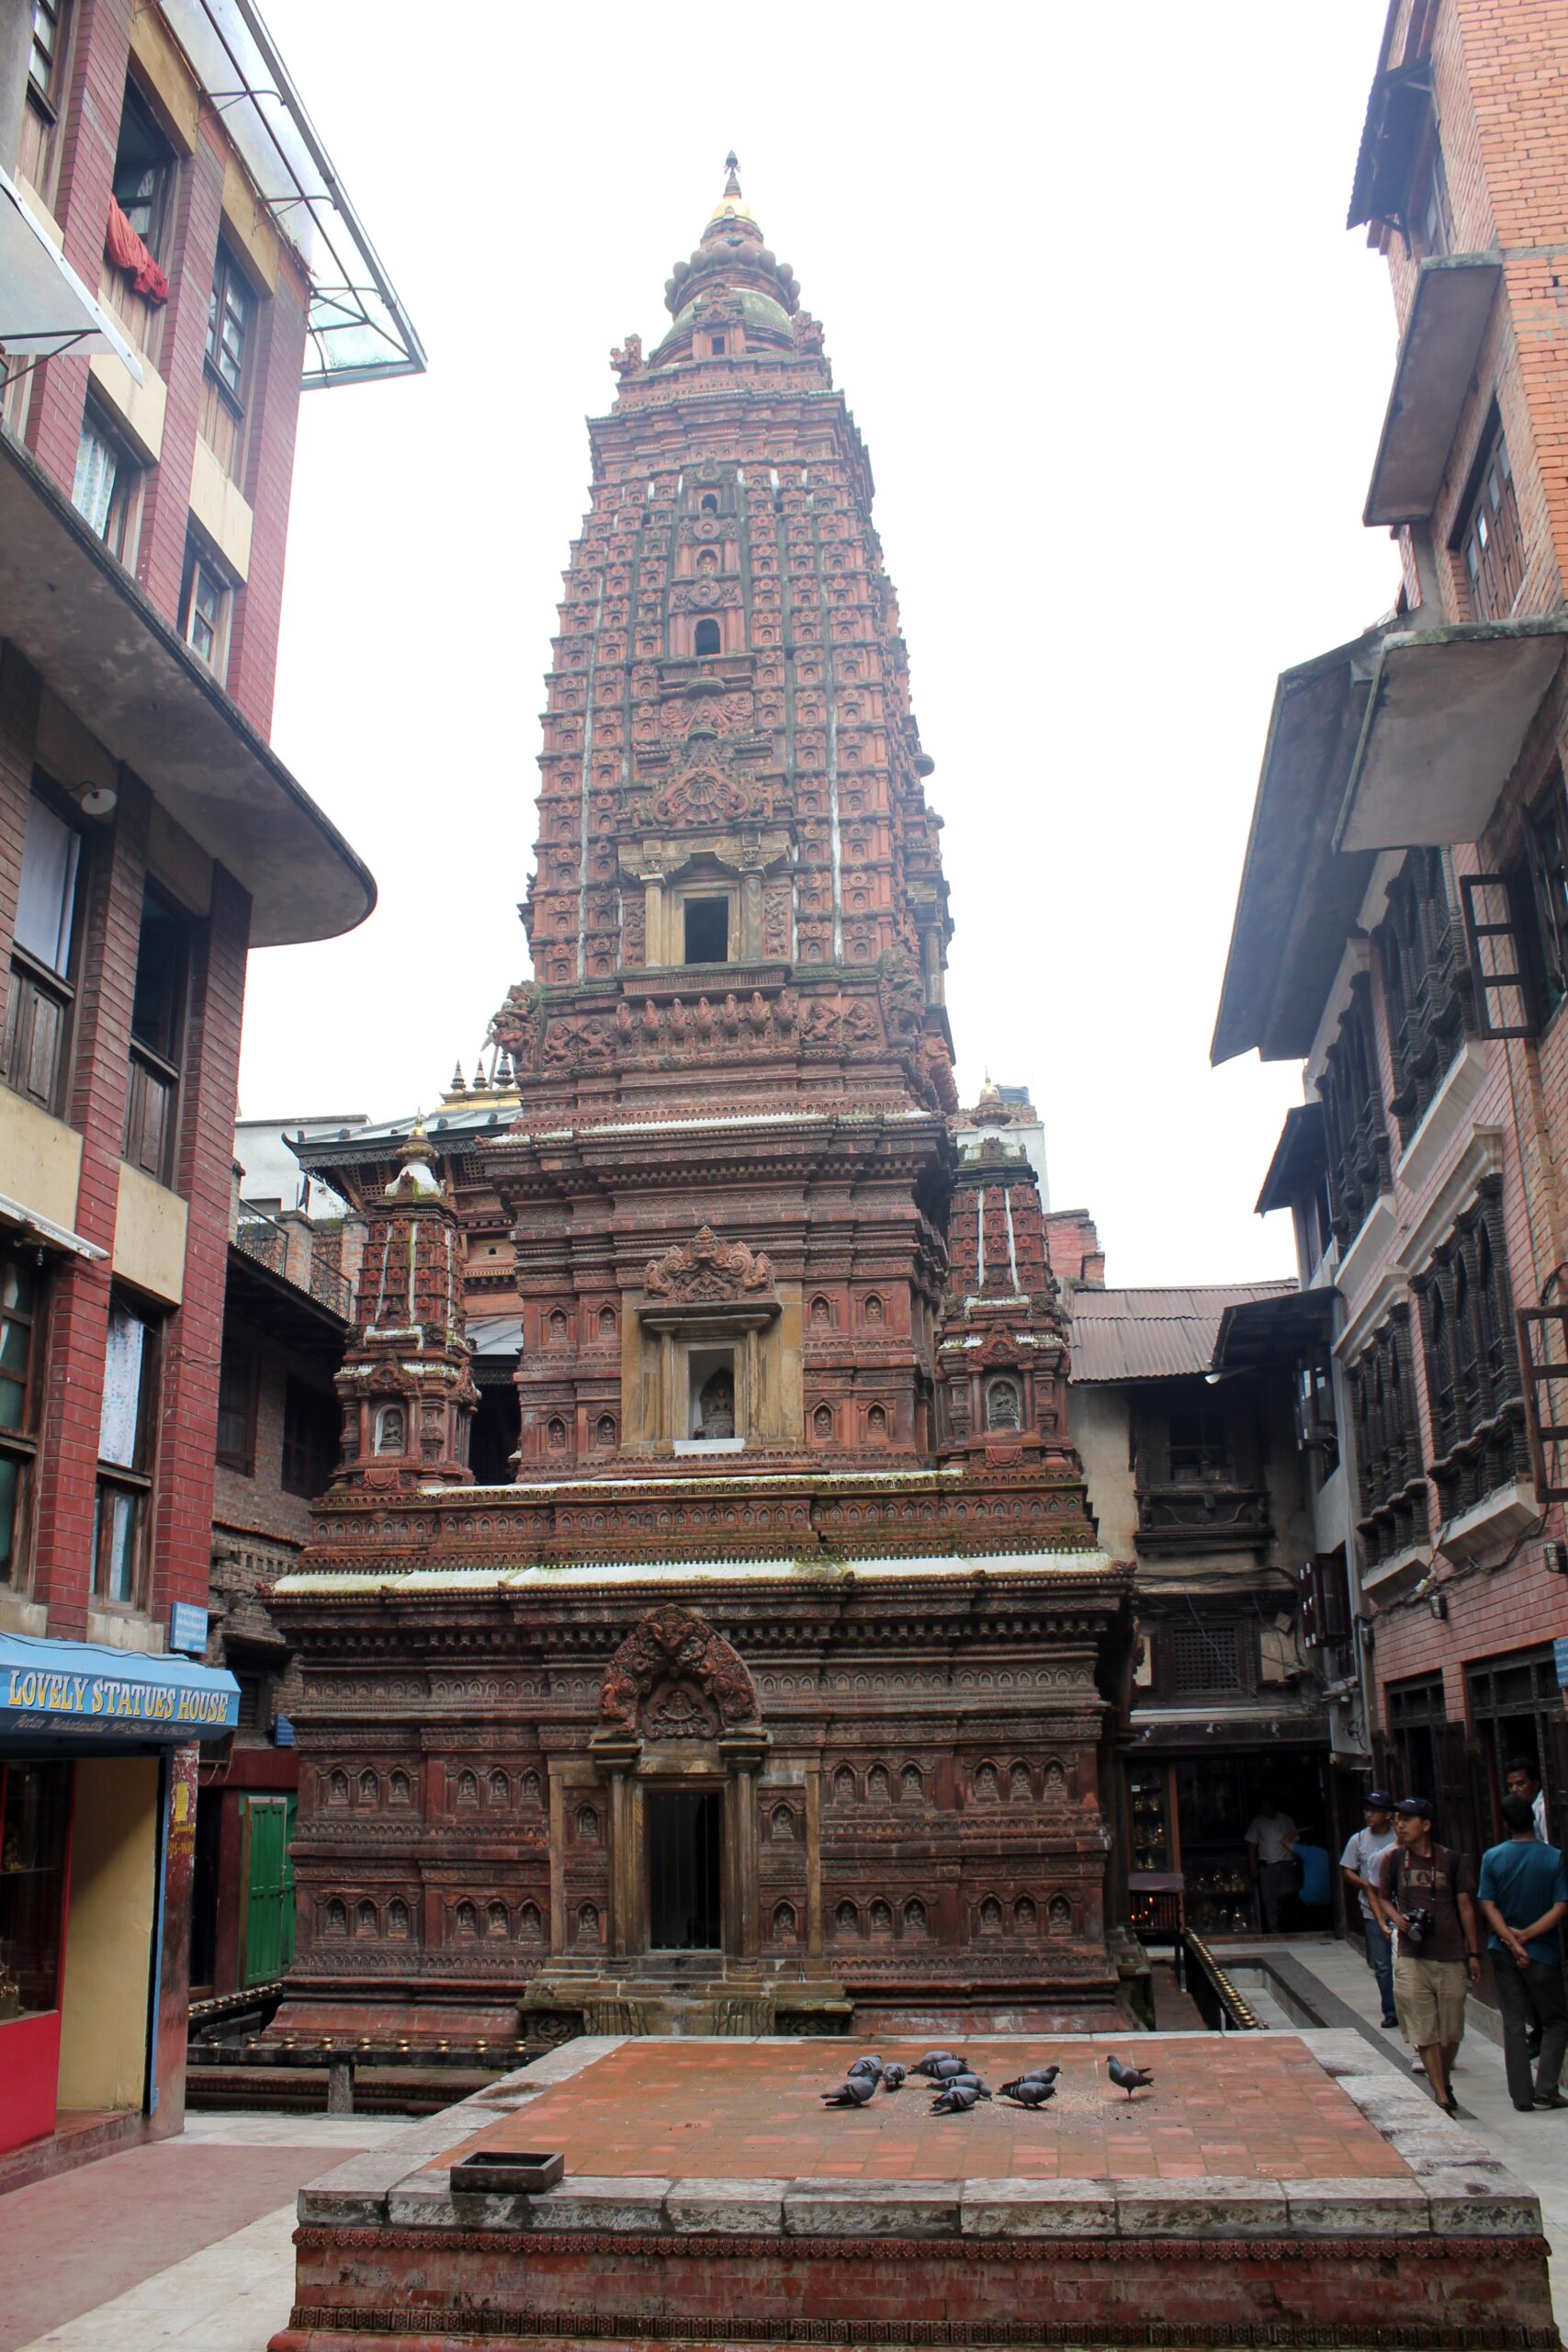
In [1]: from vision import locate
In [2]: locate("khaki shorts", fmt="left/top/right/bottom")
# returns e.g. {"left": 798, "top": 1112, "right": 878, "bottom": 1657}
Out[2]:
{"left": 1393, "top": 1953, "right": 1468, "bottom": 2048}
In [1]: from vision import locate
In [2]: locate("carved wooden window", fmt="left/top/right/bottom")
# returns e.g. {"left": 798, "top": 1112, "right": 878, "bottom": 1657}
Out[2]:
{"left": 1523, "top": 773, "right": 1568, "bottom": 1023}
{"left": 1300, "top": 1546, "right": 1351, "bottom": 1647}
{"left": 1453, "top": 411, "right": 1524, "bottom": 621}
{"left": 1348, "top": 1309, "right": 1430, "bottom": 1564}
{"left": 1167, "top": 1623, "right": 1246, "bottom": 1694}
{"left": 1318, "top": 976, "right": 1391, "bottom": 1248}
{"left": 1415, "top": 1182, "right": 1529, "bottom": 1520}
{"left": 1376, "top": 849, "right": 1472, "bottom": 1146}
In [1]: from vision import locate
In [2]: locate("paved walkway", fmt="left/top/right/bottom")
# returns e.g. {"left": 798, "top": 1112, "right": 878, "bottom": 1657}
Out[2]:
{"left": 1, "top": 2114, "right": 413, "bottom": 2352}
{"left": 1263, "top": 1936, "right": 1568, "bottom": 2327}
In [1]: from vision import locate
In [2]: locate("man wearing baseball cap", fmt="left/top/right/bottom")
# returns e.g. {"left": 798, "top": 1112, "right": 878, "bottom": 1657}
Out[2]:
{"left": 1341, "top": 1790, "right": 1400, "bottom": 2028}
{"left": 1369, "top": 1797, "right": 1482, "bottom": 2116}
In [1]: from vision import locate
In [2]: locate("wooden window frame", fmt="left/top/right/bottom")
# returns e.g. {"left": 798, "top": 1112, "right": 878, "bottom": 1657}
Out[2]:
{"left": 179, "top": 534, "right": 233, "bottom": 681}
{"left": 92, "top": 1294, "right": 161, "bottom": 1610}
{"left": 124, "top": 884, "right": 190, "bottom": 1187}
{"left": 1348, "top": 1306, "right": 1430, "bottom": 1566}
{"left": 200, "top": 240, "right": 257, "bottom": 487}
{"left": 1318, "top": 973, "right": 1392, "bottom": 1249}
{"left": 19, "top": 0, "right": 72, "bottom": 199}
{"left": 1451, "top": 408, "right": 1525, "bottom": 623}
{"left": 3, "top": 779, "right": 85, "bottom": 1119}
{"left": 1414, "top": 1180, "right": 1529, "bottom": 1521}
{"left": 282, "top": 1374, "right": 338, "bottom": 1498}
{"left": 1376, "top": 848, "right": 1472, "bottom": 1145}
{"left": 215, "top": 1343, "right": 257, "bottom": 1474}
{"left": 1299, "top": 1547, "right": 1351, "bottom": 1648}
{"left": 72, "top": 399, "right": 142, "bottom": 565}
{"left": 110, "top": 77, "right": 177, "bottom": 266}
{"left": 0, "top": 1242, "right": 47, "bottom": 1593}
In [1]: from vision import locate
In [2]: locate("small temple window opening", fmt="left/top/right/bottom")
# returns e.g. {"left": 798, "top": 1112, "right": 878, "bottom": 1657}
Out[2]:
{"left": 709, "top": 334, "right": 726, "bottom": 356}
{"left": 700, "top": 492, "right": 719, "bottom": 513}
{"left": 683, "top": 895, "right": 728, "bottom": 963}
{"left": 694, "top": 617, "right": 722, "bottom": 656}
{"left": 688, "top": 1348, "right": 737, "bottom": 1441}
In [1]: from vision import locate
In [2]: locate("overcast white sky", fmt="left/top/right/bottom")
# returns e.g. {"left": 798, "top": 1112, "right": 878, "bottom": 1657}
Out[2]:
{"left": 241, "top": 0, "right": 1401, "bottom": 1287}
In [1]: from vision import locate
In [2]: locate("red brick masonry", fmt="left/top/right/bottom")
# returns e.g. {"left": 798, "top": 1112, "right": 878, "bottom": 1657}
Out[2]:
{"left": 268, "top": 2032, "right": 1558, "bottom": 2350}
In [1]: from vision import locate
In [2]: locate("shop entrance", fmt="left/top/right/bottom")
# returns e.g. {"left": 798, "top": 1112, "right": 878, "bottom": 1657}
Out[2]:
{"left": 646, "top": 1790, "right": 722, "bottom": 1951}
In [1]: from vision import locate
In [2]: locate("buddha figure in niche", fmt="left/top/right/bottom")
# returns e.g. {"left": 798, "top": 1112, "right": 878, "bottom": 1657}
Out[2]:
{"left": 696, "top": 1365, "right": 735, "bottom": 1439}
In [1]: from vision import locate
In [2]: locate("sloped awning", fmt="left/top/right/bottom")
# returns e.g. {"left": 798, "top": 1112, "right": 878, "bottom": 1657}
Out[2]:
{"left": 1335, "top": 618, "right": 1568, "bottom": 854}
{"left": 1364, "top": 256, "right": 1502, "bottom": 526}
{"left": 0, "top": 166, "right": 142, "bottom": 374}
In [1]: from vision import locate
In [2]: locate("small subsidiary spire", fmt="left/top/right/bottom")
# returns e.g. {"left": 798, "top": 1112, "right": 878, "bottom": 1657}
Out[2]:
{"left": 724, "top": 151, "right": 741, "bottom": 198}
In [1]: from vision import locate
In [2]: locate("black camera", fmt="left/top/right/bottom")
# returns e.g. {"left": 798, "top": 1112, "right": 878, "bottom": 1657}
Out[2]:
{"left": 1402, "top": 1906, "right": 1436, "bottom": 1947}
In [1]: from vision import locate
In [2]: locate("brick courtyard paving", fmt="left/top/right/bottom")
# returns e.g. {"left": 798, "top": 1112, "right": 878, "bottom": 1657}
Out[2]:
{"left": 454, "top": 2033, "right": 1411, "bottom": 2182}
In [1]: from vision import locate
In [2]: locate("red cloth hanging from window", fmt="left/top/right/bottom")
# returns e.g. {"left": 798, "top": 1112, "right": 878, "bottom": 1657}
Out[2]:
{"left": 104, "top": 198, "right": 169, "bottom": 305}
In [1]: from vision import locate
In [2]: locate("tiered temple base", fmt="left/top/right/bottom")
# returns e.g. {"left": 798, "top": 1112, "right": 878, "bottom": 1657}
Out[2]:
{"left": 268, "top": 2030, "right": 1558, "bottom": 2350}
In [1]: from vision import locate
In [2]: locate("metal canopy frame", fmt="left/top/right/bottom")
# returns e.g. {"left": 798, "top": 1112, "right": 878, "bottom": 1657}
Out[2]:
{"left": 160, "top": 0, "right": 425, "bottom": 389}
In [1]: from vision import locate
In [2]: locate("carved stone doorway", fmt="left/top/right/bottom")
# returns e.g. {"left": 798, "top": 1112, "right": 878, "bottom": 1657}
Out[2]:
{"left": 647, "top": 1789, "right": 722, "bottom": 1951}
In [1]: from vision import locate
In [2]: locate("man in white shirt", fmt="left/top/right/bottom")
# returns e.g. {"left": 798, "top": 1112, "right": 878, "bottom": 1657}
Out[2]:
{"left": 1505, "top": 1758, "right": 1549, "bottom": 1843}
{"left": 1341, "top": 1790, "right": 1399, "bottom": 2026}
{"left": 1246, "top": 1797, "right": 1299, "bottom": 1933}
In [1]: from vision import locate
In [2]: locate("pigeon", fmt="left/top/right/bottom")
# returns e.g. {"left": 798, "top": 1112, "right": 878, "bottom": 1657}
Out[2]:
{"left": 1000, "top": 2064, "right": 1060, "bottom": 2096}
{"left": 950, "top": 2073, "right": 992, "bottom": 2098}
{"left": 847, "top": 2055, "right": 884, "bottom": 2081}
{"left": 916, "top": 2050, "right": 956, "bottom": 2069}
{"left": 1001, "top": 2077, "right": 1056, "bottom": 2109}
{"left": 911, "top": 2052, "right": 964, "bottom": 2078}
{"left": 822, "top": 2074, "right": 877, "bottom": 2107}
{"left": 1104, "top": 2054, "right": 1155, "bottom": 2101}
{"left": 880, "top": 2063, "right": 907, "bottom": 2092}
{"left": 930, "top": 2080, "right": 982, "bottom": 2114}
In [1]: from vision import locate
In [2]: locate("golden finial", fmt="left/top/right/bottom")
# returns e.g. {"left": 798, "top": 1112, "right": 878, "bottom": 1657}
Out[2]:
{"left": 724, "top": 151, "right": 741, "bottom": 198}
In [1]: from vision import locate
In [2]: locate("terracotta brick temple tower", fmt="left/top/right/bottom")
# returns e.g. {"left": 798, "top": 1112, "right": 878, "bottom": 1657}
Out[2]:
{"left": 267, "top": 164, "right": 1134, "bottom": 2045}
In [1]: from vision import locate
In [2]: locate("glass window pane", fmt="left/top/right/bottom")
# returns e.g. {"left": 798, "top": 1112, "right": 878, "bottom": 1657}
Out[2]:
{"left": 13, "top": 796, "right": 80, "bottom": 977}
{"left": 72, "top": 422, "right": 118, "bottom": 539}
{"left": 98, "top": 1306, "right": 146, "bottom": 1467}
{"left": 0, "top": 1380, "right": 25, "bottom": 1434}
{"left": 94, "top": 1483, "right": 138, "bottom": 1602}
{"left": 2, "top": 1258, "right": 38, "bottom": 1319}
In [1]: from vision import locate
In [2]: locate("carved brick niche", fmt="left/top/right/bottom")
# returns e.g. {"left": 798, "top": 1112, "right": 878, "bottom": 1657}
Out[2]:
{"left": 588, "top": 1606, "right": 769, "bottom": 1964}
{"left": 625, "top": 1227, "right": 803, "bottom": 1455}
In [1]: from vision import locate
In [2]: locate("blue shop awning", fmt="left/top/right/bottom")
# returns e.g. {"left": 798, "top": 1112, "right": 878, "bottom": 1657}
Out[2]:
{"left": 0, "top": 1634, "right": 238, "bottom": 1747}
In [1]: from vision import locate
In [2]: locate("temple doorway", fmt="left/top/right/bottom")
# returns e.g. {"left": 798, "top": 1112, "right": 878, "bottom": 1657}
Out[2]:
{"left": 647, "top": 1790, "right": 722, "bottom": 1951}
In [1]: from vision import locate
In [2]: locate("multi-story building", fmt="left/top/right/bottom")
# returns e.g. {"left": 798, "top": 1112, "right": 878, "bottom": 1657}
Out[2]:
{"left": 1214, "top": 0, "right": 1568, "bottom": 1881}
{"left": 0, "top": 0, "right": 418, "bottom": 2175}
{"left": 263, "top": 165, "right": 1135, "bottom": 2053}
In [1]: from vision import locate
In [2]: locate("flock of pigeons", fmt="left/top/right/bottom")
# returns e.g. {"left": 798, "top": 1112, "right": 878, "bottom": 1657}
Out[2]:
{"left": 820, "top": 2049, "right": 1156, "bottom": 2114}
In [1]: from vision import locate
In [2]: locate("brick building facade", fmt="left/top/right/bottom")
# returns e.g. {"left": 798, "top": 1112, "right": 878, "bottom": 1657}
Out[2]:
{"left": 0, "top": 0, "right": 416, "bottom": 2174}
{"left": 1214, "top": 0, "right": 1568, "bottom": 1875}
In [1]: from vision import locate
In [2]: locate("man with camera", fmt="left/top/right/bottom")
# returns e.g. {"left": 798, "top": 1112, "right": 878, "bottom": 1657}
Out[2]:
{"left": 1369, "top": 1796, "right": 1482, "bottom": 2117}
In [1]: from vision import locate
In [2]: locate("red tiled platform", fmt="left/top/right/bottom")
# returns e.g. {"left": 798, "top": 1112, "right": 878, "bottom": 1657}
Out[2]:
{"left": 441, "top": 2035, "right": 1410, "bottom": 2184}
{"left": 268, "top": 2032, "right": 1559, "bottom": 2351}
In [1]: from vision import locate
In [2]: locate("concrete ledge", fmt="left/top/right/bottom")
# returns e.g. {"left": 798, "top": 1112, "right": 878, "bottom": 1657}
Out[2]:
{"left": 1111, "top": 2177, "right": 1290, "bottom": 2238}
{"left": 960, "top": 2179, "right": 1118, "bottom": 2236}
{"left": 1284, "top": 2177, "right": 1432, "bottom": 2234}
{"left": 531, "top": 2174, "right": 671, "bottom": 2231}
{"left": 783, "top": 2178, "right": 962, "bottom": 2237}
{"left": 667, "top": 2177, "right": 788, "bottom": 2233}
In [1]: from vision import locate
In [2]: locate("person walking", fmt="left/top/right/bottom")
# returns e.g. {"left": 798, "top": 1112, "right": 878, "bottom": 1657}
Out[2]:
{"left": 1341, "top": 1790, "right": 1399, "bottom": 2028}
{"left": 1245, "top": 1795, "right": 1299, "bottom": 1934}
{"left": 1370, "top": 1796, "right": 1482, "bottom": 2117}
{"left": 1477, "top": 1792, "right": 1568, "bottom": 2113}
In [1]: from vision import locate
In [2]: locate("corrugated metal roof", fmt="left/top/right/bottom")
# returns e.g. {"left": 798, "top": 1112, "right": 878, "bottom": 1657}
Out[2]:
{"left": 1067, "top": 1283, "right": 1296, "bottom": 1384}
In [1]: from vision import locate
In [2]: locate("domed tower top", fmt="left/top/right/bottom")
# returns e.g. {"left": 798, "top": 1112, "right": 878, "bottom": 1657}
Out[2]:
{"left": 650, "top": 155, "right": 818, "bottom": 368}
